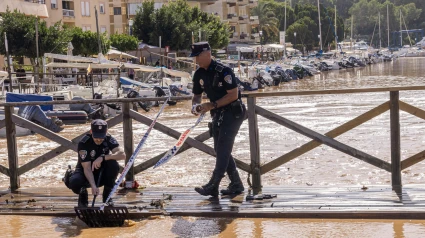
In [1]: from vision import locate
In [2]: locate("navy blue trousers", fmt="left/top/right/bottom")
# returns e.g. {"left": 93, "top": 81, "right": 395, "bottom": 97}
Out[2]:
{"left": 68, "top": 160, "right": 119, "bottom": 194}
{"left": 211, "top": 105, "right": 246, "bottom": 177}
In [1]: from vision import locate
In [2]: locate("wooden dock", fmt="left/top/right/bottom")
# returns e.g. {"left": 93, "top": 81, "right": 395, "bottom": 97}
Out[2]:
{"left": 1, "top": 185, "right": 425, "bottom": 219}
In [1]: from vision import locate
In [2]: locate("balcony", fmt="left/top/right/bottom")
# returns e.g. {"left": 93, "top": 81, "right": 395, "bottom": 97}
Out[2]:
{"left": 237, "top": 0, "right": 249, "bottom": 6}
{"left": 248, "top": 0, "right": 258, "bottom": 7}
{"left": 227, "top": 13, "right": 238, "bottom": 23}
{"left": 226, "top": 0, "right": 236, "bottom": 6}
{"left": 63, "top": 9, "right": 75, "bottom": 17}
{"left": 238, "top": 15, "right": 249, "bottom": 24}
{"left": 250, "top": 16, "right": 259, "bottom": 25}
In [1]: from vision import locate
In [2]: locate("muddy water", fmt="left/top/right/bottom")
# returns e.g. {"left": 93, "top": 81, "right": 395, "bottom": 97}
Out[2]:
{"left": 1, "top": 58, "right": 425, "bottom": 237}
{"left": 2, "top": 216, "right": 425, "bottom": 237}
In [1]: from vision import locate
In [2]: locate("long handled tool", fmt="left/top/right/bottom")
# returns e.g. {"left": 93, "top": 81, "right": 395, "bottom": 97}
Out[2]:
{"left": 74, "top": 168, "right": 129, "bottom": 227}
{"left": 100, "top": 96, "right": 170, "bottom": 210}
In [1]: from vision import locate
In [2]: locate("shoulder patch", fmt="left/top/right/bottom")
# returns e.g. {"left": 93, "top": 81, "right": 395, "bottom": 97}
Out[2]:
{"left": 80, "top": 135, "right": 90, "bottom": 143}
{"left": 79, "top": 150, "right": 87, "bottom": 160}
{"left": 224, "top": 75, "right": 233, "bottom": 84}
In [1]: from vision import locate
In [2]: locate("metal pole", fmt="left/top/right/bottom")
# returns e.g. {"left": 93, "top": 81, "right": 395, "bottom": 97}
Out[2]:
{"left": 399, "top": 9, "right": 402, "bottom": 47}
{"left": 4, "top": 32, "right": 13, "bottom": 92}
{"left": 95, "top": 6, "right": 102, "bottom": 54}
{"left": 159, "top": 36, "right": 162, "bottom": 66}
{"left": 334, "top": 5, "right": 337, "bottom": 51}
{"left": 351, "top": 16, "right": 353, "bottom": 50}
{"left": 317, "top": 0, "right": 323, "bottom": 51}
{"left": 35, "top": 18, "right": 40, "bottom": 94}
{"left": 387, "top": 5, "right": 390, "bottom": 47}
{"left": 379, "top": 12, "right": 381, "bottom": 49}
{"left": 284, "top": 0, "right": 287, "bottom": 57}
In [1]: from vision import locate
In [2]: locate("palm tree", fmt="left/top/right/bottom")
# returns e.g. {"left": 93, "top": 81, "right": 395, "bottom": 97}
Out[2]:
{"left": 251, "top": 1, "right": 280, "bottom": 43}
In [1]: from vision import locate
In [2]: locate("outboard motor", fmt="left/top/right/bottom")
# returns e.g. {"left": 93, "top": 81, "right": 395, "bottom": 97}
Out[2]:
{"left": 70, "top": 96, "right": 96, "bottom": 114}
{"left": 127, "top": 89, "right": 152, "bottom": 112}
{"left": 18, "top": 105, "right": 63, "bottom": 132}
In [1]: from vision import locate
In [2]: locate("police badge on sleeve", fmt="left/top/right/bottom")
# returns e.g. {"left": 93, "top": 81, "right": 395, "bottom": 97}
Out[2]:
{"left": 224, "top": 75, "right": 233, "bottom": 84}
{"left": 79, "top": 150, "right": 87, "bottom": 160}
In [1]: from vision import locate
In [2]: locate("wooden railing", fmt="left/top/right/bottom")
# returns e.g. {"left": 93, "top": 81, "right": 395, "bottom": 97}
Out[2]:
{"left": 2, "top": 86, "right": 425, "bottom": 195}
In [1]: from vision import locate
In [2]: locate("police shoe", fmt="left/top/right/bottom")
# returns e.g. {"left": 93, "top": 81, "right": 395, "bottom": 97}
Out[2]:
{"left": 78, "top": 187, "right": 88, "bottom": 207}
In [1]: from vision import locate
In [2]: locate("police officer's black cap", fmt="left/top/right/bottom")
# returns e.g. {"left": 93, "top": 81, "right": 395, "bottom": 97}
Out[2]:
{"left": 91, "top": 119, "right": 108, "bottom": 138}
{"left": 189, "top": 42, "right": 211, "bottom": 57}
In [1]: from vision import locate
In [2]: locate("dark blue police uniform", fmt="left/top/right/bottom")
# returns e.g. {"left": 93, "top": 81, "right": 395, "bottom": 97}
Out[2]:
{"left": 68, "top": 134, "right": 120, "bottom": 206}
{"left": 191, "top": 42, "right": 246, "bottom": 196}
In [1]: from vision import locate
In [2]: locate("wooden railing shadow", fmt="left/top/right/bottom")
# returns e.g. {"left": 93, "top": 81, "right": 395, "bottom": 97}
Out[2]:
{"left": 1, "top": 86, "right": 425, "bottom": 195}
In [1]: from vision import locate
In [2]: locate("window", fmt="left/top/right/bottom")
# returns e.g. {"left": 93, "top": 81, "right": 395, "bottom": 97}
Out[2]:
{"left": 101, "top": 26, "right": 107, "bottom": 33}
{"left": 81, "top": 1, "right": 90, "bottom": 16}
{"left": 85, "top": 2, "right": 90, "bottom": 16}
{"left": 82, "top": 26, "right": 86, "bottom": 31}
{"left": 100, "top": 3, "right": 105, "bottom": 14}
{"left": 128, "top": 3, "right": 142, "bottom": 15}
{"left": 113, "top": 7, "right": 121, "bottom": 15}
{"left": 51, "top": 0, "right": 57, "bottom": 9}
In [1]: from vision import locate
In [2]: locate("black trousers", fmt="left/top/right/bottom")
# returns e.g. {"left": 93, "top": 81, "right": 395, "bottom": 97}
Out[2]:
{"left": 211, "top": 105, "right": 246, "bottom": 177}
{"left": 69, "top": 160, "right": 120, "bottom": 194}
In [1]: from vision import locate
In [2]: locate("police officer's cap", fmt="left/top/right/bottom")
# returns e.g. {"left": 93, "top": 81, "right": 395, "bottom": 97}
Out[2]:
{"left": 91, "top": 119, "right": 108, "bottom": 138}
{"left": 189, "top": 42, "right": 211, "bottom": 57}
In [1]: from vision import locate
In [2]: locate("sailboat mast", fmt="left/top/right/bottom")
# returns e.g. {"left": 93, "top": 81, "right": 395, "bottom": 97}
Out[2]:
{"left": 400, "top": 8, "right": 403, "bottom": 48}
{"left": 379, "top": 12, "right": 381, "bottom": 49}
{"left": 284, "top": 0, "right": 287, "bottom": 56}
{"left": 318, "top": 0, "right": 322, "bottom": 51}
{"left": 335, "top": 5, "right": 337, "bottom": 51}
{"left": 387, "top": 4, "right": 390, "bottom": 47}
{"left": 350, "top": 15, "right": 353, "bottom": 50}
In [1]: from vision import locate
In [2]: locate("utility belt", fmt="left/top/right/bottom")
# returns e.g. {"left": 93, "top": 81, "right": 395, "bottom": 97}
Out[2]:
{"left": 208, "top": 99, "right": 245, "bottom": 137}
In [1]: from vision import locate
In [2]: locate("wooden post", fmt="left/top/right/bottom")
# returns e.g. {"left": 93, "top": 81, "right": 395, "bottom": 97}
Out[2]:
{"left": 247, "top": 97, "right": 262, "bottom": 195}
{"left": 122, "top": 102, "right": 134, "bottom": 182}
{"left": 5, "top": 106, "right": 19, "bottom": 190}
{"left": 390, "top": 91, "right": 401, "bottom": 191}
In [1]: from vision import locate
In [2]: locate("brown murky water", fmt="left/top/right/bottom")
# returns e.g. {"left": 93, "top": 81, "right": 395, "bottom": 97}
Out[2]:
{"left": 1, "top": 58, "right": 425, "bottom": 237}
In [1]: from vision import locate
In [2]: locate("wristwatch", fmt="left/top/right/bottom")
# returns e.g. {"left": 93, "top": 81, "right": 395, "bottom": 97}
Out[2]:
{"left": 212, "top": 101, "right": 218, "bottom": 109}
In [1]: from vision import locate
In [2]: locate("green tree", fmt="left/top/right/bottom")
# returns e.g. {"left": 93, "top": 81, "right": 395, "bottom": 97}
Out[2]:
{"left": 133, "top": 1, "right": 155, "bottom": 45}
{"left": 251, "top": 1, "right": 280, "bottom": 43}
{"left": 70, "top": 27, "right": 110, "bottom": 56}
{"left": 0, "top": 9, "right": 71, "bottom": 60}
{"left": 134, "top": 0, "right": 228, "bottom": 50}
{"left": 110, "top": 33, "right": 139, "bottom": 52}
{"left": 287, "top": 16, "right": 316, "bottom": 51}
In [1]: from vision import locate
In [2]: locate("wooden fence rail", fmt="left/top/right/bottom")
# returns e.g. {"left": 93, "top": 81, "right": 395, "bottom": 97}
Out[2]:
{"left": 2, "top": 86, "right": 425, "bottom": 194}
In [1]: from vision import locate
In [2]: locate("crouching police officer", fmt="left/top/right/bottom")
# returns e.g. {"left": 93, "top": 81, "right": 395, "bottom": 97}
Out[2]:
{"left": 68, "top": 119, "right": 126, "bottom": 207}
{"left": 190, "top": 42, "right": 246, "bottom": 197}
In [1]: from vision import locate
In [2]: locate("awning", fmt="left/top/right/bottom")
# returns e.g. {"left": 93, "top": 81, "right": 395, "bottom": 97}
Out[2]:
{"left": 236, "top": 47, "right": 255, "bottom": 53}
{"left": 0, "top": 0, "right": 48, "bottom": 18}
{"left": 162, "top": 68, "right": 191, "bottom": 78}
{"left": 45, "top": 62, "right": 121, "bottom": 69}
{"left": 106, "top": 49, "right": 137, "bottom": 59}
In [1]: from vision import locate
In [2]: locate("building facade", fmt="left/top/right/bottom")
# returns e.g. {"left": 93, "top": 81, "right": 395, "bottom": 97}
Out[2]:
{"left": 45, "top": 0, "right": 110, "bottom": 35}
{"left": 111, "top": 0, "right": 259, "bottom": 45}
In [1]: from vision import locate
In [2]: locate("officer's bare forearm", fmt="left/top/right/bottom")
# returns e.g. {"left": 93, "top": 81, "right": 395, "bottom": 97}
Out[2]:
{"left": 192, "top": 94, "right": 202, "bottom": 105}
{"left": 215, "top": 88, "right": 238, "bottom": 108}
{"left": 83, "top": 166, "right": 96, "bottom": 188}
{"left": 105, "top": 147, "right": 126, "bottom": 161}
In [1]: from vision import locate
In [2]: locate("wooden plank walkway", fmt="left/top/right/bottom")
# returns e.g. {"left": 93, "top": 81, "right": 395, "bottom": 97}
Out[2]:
{"left": 1, "top": 185, "right": 425, "bottom": 219}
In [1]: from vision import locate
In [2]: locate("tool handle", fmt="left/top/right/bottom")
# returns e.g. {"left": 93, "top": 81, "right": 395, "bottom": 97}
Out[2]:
{"left": 92, "top": 167, "right": 104, "bottom": 207}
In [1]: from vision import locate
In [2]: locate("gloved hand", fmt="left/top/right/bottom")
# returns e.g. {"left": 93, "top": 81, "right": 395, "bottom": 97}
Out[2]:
{"left": 191, "top": 104, "right": 202, "bottom": 116}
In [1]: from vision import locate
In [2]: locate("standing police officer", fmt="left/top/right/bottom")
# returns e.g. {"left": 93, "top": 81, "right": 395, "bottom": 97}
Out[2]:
{"left": 68, "top": 119, "right": 126, "bottom": 207}
{"left": 190, "top": 42, "right": 246, "bottom": 197}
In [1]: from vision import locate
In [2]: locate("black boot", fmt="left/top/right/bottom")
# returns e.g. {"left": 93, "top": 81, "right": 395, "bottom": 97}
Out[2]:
{"left": 221, "top": 169, "right": 244, "bottom": 195}
{"left": 78, "top": 187, "right": 88, "bottom": 207}
{"left": 195, "top": 173, "right": 224, "bottom": 197}
{"left": 102, "top": 187, "right": 114, "bottom": 206}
